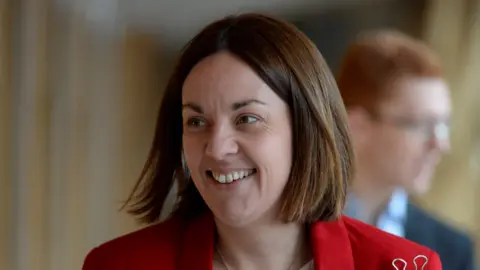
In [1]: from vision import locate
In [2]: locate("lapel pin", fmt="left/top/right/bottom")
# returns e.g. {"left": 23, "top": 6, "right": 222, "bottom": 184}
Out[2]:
{"left": 392, "top": 254, "right": 428, "bottom": 270}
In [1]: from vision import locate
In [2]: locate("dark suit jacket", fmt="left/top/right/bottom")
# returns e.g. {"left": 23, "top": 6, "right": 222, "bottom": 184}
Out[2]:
{"left": 406, "top": 203, "right": 477, "bottom": 270}
{"left": 83, "top": 212, "right": 442, "bottom": 270}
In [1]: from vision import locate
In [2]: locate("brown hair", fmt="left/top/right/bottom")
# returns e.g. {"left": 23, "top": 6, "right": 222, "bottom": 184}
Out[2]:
{"left": 124, "top": 13, "right": 354, "bottom": 224}
{"left": 337, "top": 30, "right": 443, "bottom": 110}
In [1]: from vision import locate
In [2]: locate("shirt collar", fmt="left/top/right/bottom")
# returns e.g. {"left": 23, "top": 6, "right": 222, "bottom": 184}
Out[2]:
{"left": 386, "top": 188, "right": 408, "bottom": 221}
{"left": 344, "top": 188, "right": 408, "bottom": 225}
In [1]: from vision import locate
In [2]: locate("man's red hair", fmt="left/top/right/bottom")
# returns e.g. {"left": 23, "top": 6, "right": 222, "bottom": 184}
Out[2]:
{"left": 337, "top": 30, "right": 443, "bottom": 110}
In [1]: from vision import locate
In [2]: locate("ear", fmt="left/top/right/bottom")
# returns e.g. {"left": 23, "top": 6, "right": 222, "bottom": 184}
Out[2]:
{"left": 346, "top": 107, "right": 371, "bottom": 142}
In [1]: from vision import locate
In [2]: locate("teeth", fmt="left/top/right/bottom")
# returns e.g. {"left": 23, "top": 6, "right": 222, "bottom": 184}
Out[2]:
{"left": 211, "top": 169, "right": 255, "bottom": 184}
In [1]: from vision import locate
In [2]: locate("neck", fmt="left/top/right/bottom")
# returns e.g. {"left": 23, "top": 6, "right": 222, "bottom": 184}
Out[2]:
{"left": 351, "top": 175, "right": 397, "bottom": 224}
{"left": 215, "top": 217, "right": 310, "bottom": 270}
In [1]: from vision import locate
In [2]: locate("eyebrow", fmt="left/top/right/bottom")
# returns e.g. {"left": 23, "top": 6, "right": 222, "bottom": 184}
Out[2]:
{"left": 182, "top": 103, "right": 203, "bottom": 113}
{"left": 182, "top": 99, "right": 267, "bottom": 114}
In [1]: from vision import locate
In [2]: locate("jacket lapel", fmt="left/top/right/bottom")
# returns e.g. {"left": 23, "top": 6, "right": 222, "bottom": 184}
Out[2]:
{"left": 405, "top": 203, "right": 432, "bottom": 248}
{"left": 310, "top": 217, "right": 355, "bottom": 270}
{"left": 178, "top": 212, "right": 215, "bottom": 270}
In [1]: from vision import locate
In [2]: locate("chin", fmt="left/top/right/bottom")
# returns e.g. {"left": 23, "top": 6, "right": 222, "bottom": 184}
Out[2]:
{"left": 406, "top": 166, "right": 435, "bottom": 194}
{"left": 212, "top": 206, "right": 263, "bottom": 228}
{"left": 415, "top": 184, "right": 432, "bottom": 195}
{"left": 407, "top": 178, "right": 432, "bottom": 195}
{"left": 407, "top": 186, "right": 428, "bottom": 196}
{"left": 214, "top": 213, "right": 256, "bottom": 228}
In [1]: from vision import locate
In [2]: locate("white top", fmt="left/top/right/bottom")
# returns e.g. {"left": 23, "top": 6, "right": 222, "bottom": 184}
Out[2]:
{"left": 299, "top": 260, "right": 314, "bottom": 270}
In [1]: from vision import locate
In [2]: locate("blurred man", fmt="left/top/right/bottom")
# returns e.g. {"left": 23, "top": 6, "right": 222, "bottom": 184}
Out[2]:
{"left": 337, "top": 30, "right": 476, "bottom": 269}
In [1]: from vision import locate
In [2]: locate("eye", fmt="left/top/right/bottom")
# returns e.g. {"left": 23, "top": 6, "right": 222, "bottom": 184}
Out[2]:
{"left": 236, "top": 115, "right": 259, "bottom": 125}
{"left": 186, "top": 117, "right": 206, "bottom": 127}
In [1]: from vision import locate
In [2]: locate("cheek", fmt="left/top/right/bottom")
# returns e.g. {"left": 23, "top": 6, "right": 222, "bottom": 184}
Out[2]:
{"left": 250, "top": 130, "right": 292, "bottom": 182}
{"left": 261, "top": 141, "right": 292, "bottom": 169}
{"left": 377, "top": 130, "right": 418, "bottom": 155}
{"left": 367, "top": 135, "right": 406, "bottom": 167}
{"left": 385, "top": 143, "right": 427, "bottom": 177}
{"left": 396, "top": 135, "right": 426, "bottom": 158}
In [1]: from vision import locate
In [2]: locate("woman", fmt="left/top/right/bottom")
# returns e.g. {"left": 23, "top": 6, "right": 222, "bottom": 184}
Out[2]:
{"left": 83, "top": 13, "right": 441, "bottom": 270}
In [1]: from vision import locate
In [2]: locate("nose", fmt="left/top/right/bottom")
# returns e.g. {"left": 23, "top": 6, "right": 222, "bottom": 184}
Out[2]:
{"left": 428, "top": 122, "right": 451, "bottom": 153}
{"left": 438, "top": 136, "right": 451, "bottom": 153}
{"left": 205, "top": 125, "right": 239, "bottom": 160}
{"left": 430, "top": 135, "right": 450, "bottom": 153}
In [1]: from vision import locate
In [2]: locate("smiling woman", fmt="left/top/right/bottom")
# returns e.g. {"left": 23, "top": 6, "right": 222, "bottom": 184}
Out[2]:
{"left": 82, "top": 13, "right": 443, "bottom": 270}
{"left": 181, "top": 51, "right": 296, "bottom": 228}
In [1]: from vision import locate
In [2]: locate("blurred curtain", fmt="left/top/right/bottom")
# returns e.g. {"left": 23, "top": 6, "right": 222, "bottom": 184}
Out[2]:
{"left": 0, "top": 0, "right": 163, "bottom": 269}
{"left": 421, "top": 0, "right": 480, "bottom": 249}
{"left": 0, "top": 0, "right": 13, "bottom": 269}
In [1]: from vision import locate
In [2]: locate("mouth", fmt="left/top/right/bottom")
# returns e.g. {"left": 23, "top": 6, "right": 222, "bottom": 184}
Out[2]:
{"left": 206, "top": 169, "right": 257, "bottom": 184}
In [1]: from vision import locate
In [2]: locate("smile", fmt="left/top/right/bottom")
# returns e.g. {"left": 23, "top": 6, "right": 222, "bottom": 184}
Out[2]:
{"left": 207, "top": 169, "right": 257, "bottom": 184}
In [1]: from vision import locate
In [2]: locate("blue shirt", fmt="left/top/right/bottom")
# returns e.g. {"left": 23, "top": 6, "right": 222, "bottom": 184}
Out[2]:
{"left": 344, "top": 189, "right": 408, "bottom": 237}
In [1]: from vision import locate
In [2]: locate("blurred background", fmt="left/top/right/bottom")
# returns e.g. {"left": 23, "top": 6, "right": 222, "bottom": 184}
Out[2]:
{"left": 0, "top": 0, "right": 479, "bottom": 269}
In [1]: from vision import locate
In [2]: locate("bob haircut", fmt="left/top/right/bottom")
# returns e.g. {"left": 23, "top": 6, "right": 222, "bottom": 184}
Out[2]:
{"left": 125, "top": 13, "right": 354, "bottom": 224}
{"left": 337, "top": 29, "right": 443, "bottom": 110}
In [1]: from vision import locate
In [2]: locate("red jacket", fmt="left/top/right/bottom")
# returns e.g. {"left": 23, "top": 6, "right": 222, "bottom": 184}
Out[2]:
{"left": 83, "top": 212, "right": 441, "bottom": 269}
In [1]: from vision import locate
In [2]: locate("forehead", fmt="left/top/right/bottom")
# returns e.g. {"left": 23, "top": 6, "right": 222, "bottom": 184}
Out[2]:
{"left": 182, "top": 52, "right": 274, "bottom": 104}
{"left": 380, "top": 77, "right": 451, "bottom": 117}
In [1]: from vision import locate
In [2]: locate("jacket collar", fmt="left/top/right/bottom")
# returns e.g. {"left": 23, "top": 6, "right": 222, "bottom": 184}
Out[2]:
{"left": 178, "top": 212, "right": 355, "bottom": 270}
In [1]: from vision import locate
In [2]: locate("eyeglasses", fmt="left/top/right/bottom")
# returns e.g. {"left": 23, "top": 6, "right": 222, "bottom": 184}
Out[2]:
{"left": 369, "top": 112, "right": 451, "bottom": 141}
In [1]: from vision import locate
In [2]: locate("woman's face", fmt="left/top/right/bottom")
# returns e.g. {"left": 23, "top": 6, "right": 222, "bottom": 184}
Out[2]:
{"left": 182, "top": 52, "right": 293, "bottom": 227}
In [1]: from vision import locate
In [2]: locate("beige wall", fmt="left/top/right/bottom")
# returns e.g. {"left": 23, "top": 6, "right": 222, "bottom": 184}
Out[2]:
{"left": 0, "top": 0, "right": 13, "bottom": 269}
{"left": 420, "top": 0, "right": 480, "bottom": 239}
{"left": 1, "top": 1, "right": 163, "bottom": 269}
{"left": 12, "top": 0, "right": 50, "bottom": 269}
